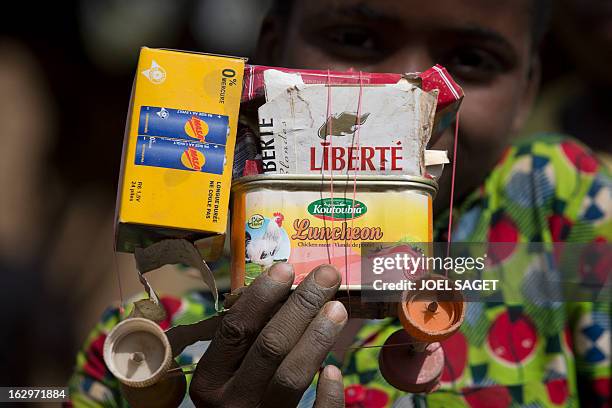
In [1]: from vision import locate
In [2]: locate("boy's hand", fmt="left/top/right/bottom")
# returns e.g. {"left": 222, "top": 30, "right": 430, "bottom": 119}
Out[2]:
{"left": 189, "top": 263, "right": 347, "bottom": 408}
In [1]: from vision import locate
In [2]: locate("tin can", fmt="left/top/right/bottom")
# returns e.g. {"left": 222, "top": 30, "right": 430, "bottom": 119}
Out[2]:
{"left": 230, "top": 174, "right": 437, "bottom": 293}
{"left": 135, "top": 136, "right": 226, "bottom": 174}
{"left": 138, "top": 106, "right": 230, "bottom": 145}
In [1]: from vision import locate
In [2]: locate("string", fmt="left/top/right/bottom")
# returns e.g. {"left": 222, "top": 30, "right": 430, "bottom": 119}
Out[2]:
{"left": 320, "top": 71, "right": 332, "bottom": 264}
{"left": 165, "top": 340, "right": 440, "bottom": 378}
{"left": 346, "top": 71, "right": 365, "bottom": 317}
{"left": 320, "top": 161, "right": 331, "bottom": 265}
{"left": 445, "top": 113, "right": 460, "bottom": 276}
{"left": 326, "top": 69, "right": 336, "bottom": 263}
{"left": 113, "top": 247, "right": 125, "bottom": 318}
{"left": 166, "top": 364, "right": 197, "bottom": 377}
{"left": 343, "top": 341, "right": 439, "bottom": 352}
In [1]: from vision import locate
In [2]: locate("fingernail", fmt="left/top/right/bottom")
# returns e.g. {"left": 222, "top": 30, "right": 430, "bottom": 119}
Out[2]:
{"left": 322, "top": 365, "right": 342, "bottom": 381}
{"left": 268, "top": 263, "right": 294, "bottom": 283}
{"left": 314, "top": 264, "right": 341, "bottom": 288}
{"left": 323, "top": 301, "right": 347, "bottom": 324}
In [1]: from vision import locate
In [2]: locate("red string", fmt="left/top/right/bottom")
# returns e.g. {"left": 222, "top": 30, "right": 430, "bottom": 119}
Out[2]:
{"left": 350, "top": 72, "right": 363, "bottom": 253}
{"left": 345, "top": 71, "right": 364, "bottom": 314}
{"left": 326, "top": 69, "right": 336, "bottom": 263}
{"left": 445, "top": 113, "right": 460, "bottom": 271}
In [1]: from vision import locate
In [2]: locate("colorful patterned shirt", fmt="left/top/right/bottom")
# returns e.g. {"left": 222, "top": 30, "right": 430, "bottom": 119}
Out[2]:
{"left": 68, "top": 135, "right": 611, "bottom": 407}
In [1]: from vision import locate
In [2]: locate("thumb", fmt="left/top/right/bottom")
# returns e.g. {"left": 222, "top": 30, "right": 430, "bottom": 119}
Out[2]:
{"left": 314, "top": 366, "right": 344, "bottom": 408}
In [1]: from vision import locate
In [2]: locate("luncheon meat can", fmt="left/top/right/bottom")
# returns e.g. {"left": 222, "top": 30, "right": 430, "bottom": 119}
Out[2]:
{"left": 230, "top": 174, "right": 437, "bottom": 290}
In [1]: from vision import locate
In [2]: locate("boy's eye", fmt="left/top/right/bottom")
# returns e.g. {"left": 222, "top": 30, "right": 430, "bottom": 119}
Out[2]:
{"left": 318, "top": 25, "right": 385, "bottom": 61}
{"left": 439, "top": 47, "right": 507, "bottom": 84}
{"left": 327, "top": 26, "right": 376, "bottom": 50}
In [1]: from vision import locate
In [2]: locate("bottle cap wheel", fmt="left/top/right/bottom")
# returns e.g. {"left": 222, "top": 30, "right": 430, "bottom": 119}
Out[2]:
{"left": 103, "top": 317, "right": 172, "bottom": 387}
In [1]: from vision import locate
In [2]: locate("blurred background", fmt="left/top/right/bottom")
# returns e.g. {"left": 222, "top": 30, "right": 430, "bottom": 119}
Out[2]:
{"left": 0, "top": 0, "right": 610, "bottom": 388}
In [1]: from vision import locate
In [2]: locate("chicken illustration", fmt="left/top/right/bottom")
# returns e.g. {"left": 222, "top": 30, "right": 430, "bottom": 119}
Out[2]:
{"left": 246, "top": 212, "right": 285, "bottom": 267}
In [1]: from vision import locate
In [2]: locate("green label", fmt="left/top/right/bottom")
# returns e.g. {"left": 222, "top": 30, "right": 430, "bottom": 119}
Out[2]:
{"left": 307, "top": 198, "right": 367, "bottom": 221}
{"left": 247, "top": 214, "right": 265, "bottom": 229}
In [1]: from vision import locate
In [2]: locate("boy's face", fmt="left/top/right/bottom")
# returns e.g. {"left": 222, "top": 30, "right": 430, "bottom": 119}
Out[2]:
{"left": 258, "top": 0, "right": 539, "bottom": 214}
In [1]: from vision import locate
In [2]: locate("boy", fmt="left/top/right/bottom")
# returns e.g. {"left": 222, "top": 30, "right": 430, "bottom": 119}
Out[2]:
{"left": 69, "top": 0, "right": 610, "bottom": 406}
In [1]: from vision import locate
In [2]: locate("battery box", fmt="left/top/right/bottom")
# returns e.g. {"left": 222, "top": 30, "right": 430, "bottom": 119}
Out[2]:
{"left": 115, "top": 47, "right": 245, "bottom": 260}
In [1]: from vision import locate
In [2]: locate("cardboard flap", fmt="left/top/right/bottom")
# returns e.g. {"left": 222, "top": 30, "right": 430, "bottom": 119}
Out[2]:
{"left": 424, "top": 150, "right": 449, "bottom": 179}
{"left": 135, "top": 239, "right": 220, "bottom": 312}
{"left": 166, "top": 316, "right": 222, "bottom": 357}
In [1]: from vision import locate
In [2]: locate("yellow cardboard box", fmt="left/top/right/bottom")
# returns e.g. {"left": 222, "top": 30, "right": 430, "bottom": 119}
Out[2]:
{"left": 115, "top": 47, "right": 245, "bottom": 259}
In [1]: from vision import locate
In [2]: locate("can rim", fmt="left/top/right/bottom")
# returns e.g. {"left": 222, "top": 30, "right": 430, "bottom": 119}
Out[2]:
{"left": 231, "top": 174, "right": 438, "bottom": 196}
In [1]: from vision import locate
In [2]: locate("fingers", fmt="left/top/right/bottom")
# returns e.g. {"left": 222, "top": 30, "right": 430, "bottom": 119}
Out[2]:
{"left": 190, "top": 263, "right": 294, "bottom": 402}
{"left": 261, "top": 301, "right": 348, "bottom": 408}
{"left": 314, "top": 366, "right": 345, "bottom": 408}
{"left": 224, "top": 264, "right": 341, "bottom": 407}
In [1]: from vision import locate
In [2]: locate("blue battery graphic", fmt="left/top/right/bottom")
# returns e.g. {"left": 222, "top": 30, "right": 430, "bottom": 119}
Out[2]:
{"left": 135, "top": 136, "right": 226, "bottom": 174}
{"left": 138, "top": 106, "right": 230, "bottom": 146}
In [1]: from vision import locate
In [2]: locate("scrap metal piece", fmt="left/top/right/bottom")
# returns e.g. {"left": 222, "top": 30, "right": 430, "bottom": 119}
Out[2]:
{"left": 134, "top": 239, "right": 220, "bottom": 312}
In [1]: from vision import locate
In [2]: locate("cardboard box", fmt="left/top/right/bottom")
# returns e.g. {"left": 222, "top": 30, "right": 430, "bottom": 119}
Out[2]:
{"left": 115, "top": 47, "right": 245, "bottom": 259}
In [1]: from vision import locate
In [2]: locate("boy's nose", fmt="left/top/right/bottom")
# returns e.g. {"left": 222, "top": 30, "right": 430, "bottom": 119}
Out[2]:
{"left": 375, "top": 47, "right": 433, "bottom": 74}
